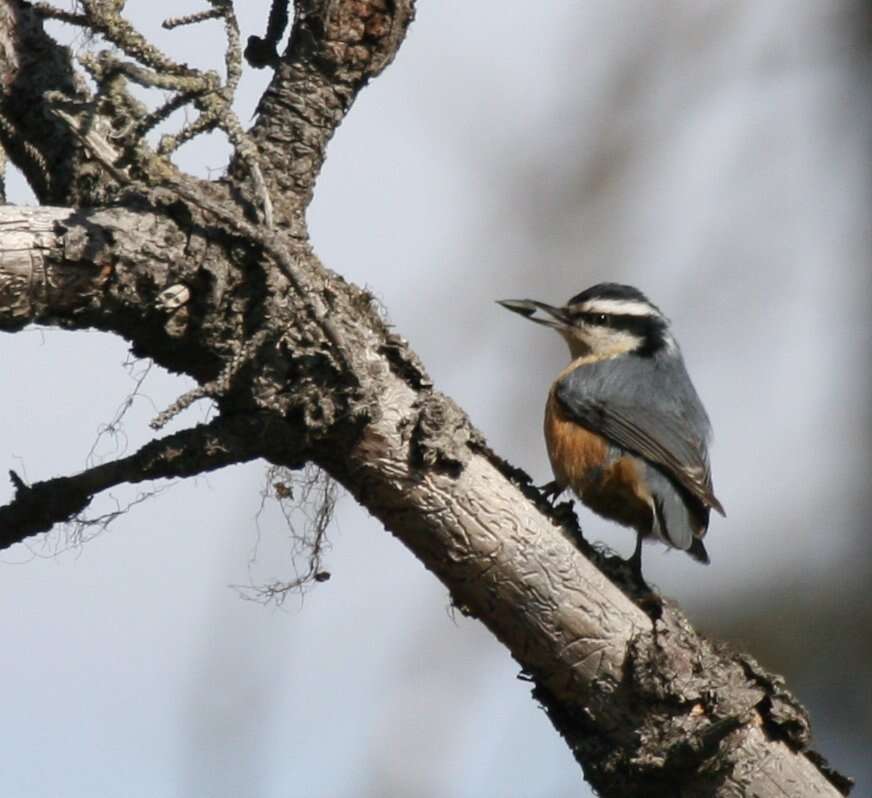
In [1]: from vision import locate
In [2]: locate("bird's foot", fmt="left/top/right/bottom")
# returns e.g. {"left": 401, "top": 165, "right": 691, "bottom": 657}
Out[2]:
{"left": 538, "top": 480, "right": 566, "bottom": 504}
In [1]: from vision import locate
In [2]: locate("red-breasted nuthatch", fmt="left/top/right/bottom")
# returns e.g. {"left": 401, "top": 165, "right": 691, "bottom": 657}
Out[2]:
{"left": 499, "top": 283, "right": 724, "bottom": 580}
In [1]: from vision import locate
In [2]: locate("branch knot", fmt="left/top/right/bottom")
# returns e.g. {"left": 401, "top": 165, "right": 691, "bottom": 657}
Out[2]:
{"left": 410, "top": 393, "right": 474, "bottom": 475}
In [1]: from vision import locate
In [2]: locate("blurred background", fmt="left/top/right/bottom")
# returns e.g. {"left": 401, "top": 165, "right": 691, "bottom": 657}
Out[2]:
{"left": 1, "top": 2, "right": 870, "bottom": 796}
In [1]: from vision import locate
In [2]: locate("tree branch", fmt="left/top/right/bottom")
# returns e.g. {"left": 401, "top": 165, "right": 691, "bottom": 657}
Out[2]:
{"left": 319, "top": 372, "right": 851, "bottom": 798}
{"left": 0, "top": 414, "right": 276, "bottom": 549}
{"left": 0, "top": 203, "right": 255, "bottom": 385}
{"left": 248, "top": 0, "right": 416, "bottom": 227}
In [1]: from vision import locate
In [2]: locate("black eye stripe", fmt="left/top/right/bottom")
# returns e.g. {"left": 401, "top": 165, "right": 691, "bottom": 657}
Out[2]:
{"left": 570, "top": 310, "right": 668, "bottom": 354}
{"left": 580, "top": 312, "right": 611, "bottom": 326}
{"left": 571, "top": 311, "right": 637, "bottom": 327}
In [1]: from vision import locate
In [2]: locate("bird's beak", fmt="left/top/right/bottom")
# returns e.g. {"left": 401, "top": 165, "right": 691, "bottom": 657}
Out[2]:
{"left": 496, "top": 299, "right": 570, "bottom": 329}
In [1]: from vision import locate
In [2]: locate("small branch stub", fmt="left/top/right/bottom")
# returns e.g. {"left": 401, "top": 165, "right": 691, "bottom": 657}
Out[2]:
{"left": 156, "top": 283, "right": 190, "bottom": 311}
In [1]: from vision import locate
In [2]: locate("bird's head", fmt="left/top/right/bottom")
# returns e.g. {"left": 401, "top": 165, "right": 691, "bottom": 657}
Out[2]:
{"left": 498, "top": 283, "right": 675, "bottom": 360}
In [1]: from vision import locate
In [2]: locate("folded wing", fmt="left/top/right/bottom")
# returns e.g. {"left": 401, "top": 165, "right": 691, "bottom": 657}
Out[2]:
{"left": 556, "top": 359, "right": 725, "bottom": 516}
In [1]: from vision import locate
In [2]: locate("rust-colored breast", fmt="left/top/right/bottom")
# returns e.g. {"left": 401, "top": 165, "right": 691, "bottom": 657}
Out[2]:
{"left": 544, "top": 389, "right": 608, "bottom": 491}
{"left": 544, "top": 387, "right": 654, "bottom": 535}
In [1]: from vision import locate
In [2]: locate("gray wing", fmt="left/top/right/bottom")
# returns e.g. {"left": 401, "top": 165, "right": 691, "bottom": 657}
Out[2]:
{"left": 556, "top": 356, "right": 725, "bottom": 516}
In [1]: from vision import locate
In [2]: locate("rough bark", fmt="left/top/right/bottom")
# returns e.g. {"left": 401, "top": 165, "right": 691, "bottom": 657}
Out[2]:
{"left": 0, "top": 2, "right": 853, "bottom": 796}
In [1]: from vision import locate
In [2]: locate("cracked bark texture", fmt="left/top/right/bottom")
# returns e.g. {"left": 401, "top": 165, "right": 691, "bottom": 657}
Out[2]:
{"left": 0, "top": 2, "right": 853, "bottom": 796}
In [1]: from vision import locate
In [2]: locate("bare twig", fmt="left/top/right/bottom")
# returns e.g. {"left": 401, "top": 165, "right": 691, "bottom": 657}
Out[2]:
{"left": 32, "top": 2, "right": 89, "bottom": 27}
{"left": 49, "top": 0, "right": 274, "bottom": 224}
{"left": 49, "top": 103, "right": 353, "bottom": 375}
{"left": 0, "top": 416, "right": 267, "bottom": 549}
{"left": 163, "top": 9, "right": 223, "bottom": 31}
{"left": 87, "top": 359, "right": 154, "bottom": 466}
{"left": 65, "top": 484, "right": 173, "bottom": 548}
{"left": 237, "top": 463, "right": 338, "bottom": 604}
{"left": 149, "top": 330, "right": 274, "bottom": 430}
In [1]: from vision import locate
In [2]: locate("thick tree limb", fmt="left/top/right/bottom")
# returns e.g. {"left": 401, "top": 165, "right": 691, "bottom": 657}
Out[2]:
{"left": 0, "top": 2, "right": 854, "bottom": 796}
{"left": 320, "top": 364, "right": 850, "bottom": 798}
{"left": 249, "top": 0, "right": 415, "bottom": 226}
{"left": 0, "top": 414, "right": 275, "bottom": 549}
{"left": 0, "top": 204, "right": 221, "bottom": 374}
{"left": 0, "top": 205, "right": 160, "bottom": 330}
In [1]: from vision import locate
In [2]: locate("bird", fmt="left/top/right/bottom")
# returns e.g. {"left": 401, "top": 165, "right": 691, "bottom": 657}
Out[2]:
{"left": 498, "top": 283, "right": 724, "bottom": 582}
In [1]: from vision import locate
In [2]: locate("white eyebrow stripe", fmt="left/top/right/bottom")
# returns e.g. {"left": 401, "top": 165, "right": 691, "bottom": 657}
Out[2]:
{"left": 576, "top": 298, "right": 659, "bottom": 317}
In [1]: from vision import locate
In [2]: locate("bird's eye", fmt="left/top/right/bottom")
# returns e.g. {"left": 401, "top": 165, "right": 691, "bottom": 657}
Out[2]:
{"left": 574, "top": 311, "right": 611, "bottom": 326}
